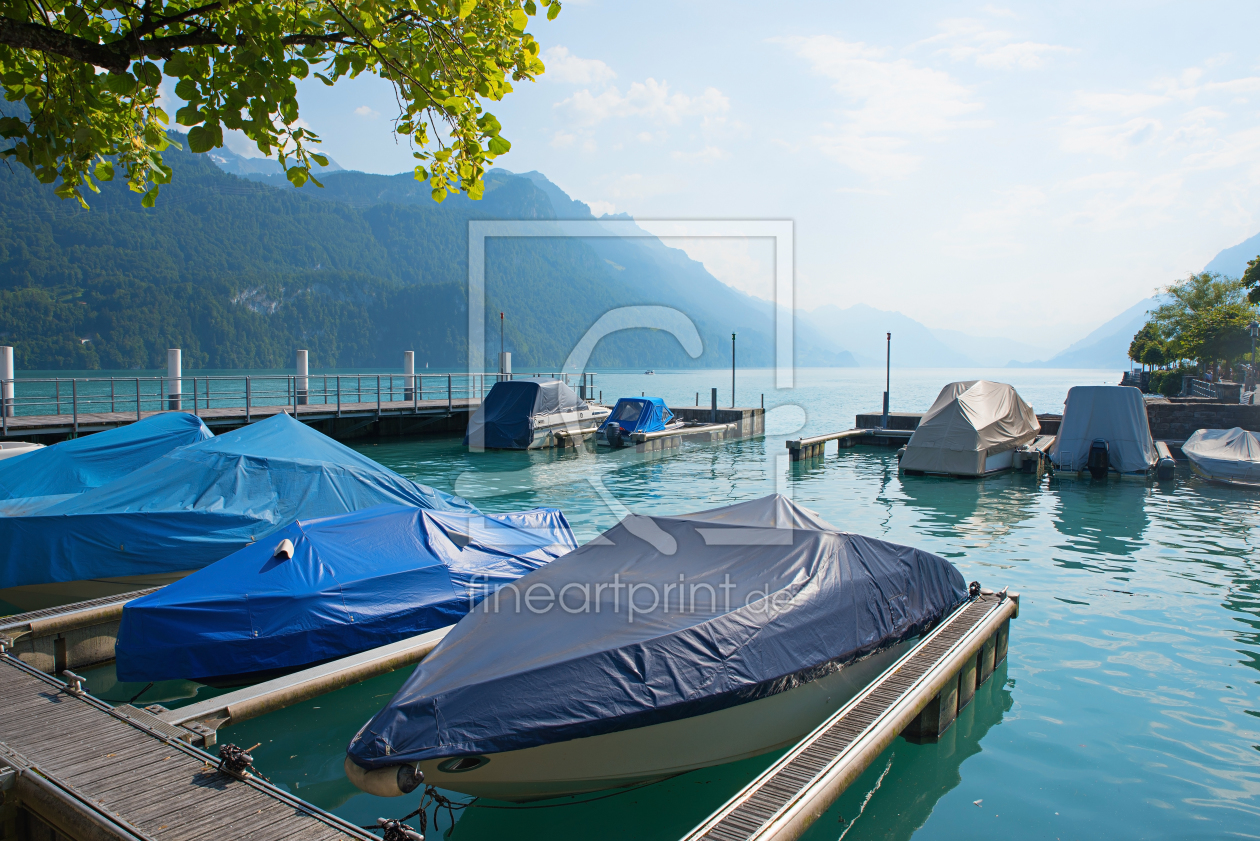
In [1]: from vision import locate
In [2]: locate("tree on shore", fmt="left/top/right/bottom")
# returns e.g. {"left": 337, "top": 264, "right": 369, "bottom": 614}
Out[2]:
{"left": 0, "top": 0, "right": 559, "bottom": 207}
{"left": 1133, "top": 271, "right": 1257, "bottom": 374}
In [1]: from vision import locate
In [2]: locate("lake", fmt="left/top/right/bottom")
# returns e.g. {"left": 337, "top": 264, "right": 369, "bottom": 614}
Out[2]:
{"left": 78, "top": 367, "right": 1260, "bottom": 840}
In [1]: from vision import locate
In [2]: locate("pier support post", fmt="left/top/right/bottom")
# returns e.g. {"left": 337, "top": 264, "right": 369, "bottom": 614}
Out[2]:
{"left": 979, "top": 630, "right": 997, "bottom": 686}
{"left": 0, "top": 345, "right": 12, "bottom": 418}
{"left": 166, "top": 348, "right": 181, "bottom": 411}
{"left": 958, "top": 650, "right": 979, "bottom": 711}
{"left": 901, "top": 669, "right": 960, "bottom": 743}
{"left": 404, "top": 351, "right": 415, "bottom": 402}
{"left": 711, "top": 387, "right": 718, "bottom": 424}
{"left": 995, "top": 617, "right": 1010, "bottom": 666}
{"left": 296, "top": 349, "right": 308, "bottom": 405}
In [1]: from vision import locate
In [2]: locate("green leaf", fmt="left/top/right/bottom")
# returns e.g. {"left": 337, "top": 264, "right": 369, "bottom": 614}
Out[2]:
{"left": 524, "top": 0, "right": 537, "bottom": 15}
{"left": 187, "top": 126, "right": 215, "bottom": 153}
{"left": 311, "top": 153, "right": 329, "bottom": 167}
{"left": 286, "top": 166, "right": 309, "bottom": 188}
{"left": 487, "top": 135, "right": 511, "bottom": 155}
{"left": 510, "top": 8, "right": 528, "bottom": 30}
{"left": 174, "top": 79, "right": 199, "bottom": 101}
{"left": 94, "top": 160, "right": 114, "bottom": 181}
{"left": 134, "top": 62, "right": 162, "bottom": 88}
{"left": 547, "top": 1, "right": 561, "bottom": 20}
{"left": 459, "top": 0, "right": 478, "bottom": 18}
{"left": 141, "top": 186, "right": 159, "bottom": 208}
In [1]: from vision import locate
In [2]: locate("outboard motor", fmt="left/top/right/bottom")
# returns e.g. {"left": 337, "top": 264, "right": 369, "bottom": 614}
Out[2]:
{"left": 606, "top": 423, "right": 625, "bottom": 449}
{"left": 1086, "top": 438, "right": 1110, "bottom": 480}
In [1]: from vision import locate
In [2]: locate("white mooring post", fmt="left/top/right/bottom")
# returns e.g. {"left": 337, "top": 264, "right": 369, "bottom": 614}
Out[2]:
{"left": 296, "top": 349, "right": 309, "bottom": 406}
{"left": 498, "top": 351, "right": 512, "bottom": 383}
{"left": 166, "top": 348, "right": 181, "bottom": 411}
{"left": 404, "top": 351, "right": 415, "bottom": 402}
{"left": 0, "top": 346, "right": 12, "bottom": 418}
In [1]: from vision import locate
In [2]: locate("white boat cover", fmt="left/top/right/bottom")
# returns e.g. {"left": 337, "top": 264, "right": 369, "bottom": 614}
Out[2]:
{"left": 1182, "top": 428, "right": 1260, "bottom": 485}
{"left": 1050, "top": 386, "right": 1156, "bottom": 474}
{"left": 900, "top": 381, "right": 1040, "bottom": 476}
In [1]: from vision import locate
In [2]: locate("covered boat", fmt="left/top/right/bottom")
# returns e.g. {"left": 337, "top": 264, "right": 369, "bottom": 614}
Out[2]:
{"left": 0, "top": 412, "right": 476, "bottom": 589}
{"left": 0, "top": 412, "right": 210, "bottom": 507}
{"left": 345, "top": 495, "right": 967, "bottom": 802}
{"left": 464, "top": 379, "right": 610, "bottom": 449}
{"left": 899, "top": 381, "right": 1040, "bottom": 476}
{"left": 1050, "top": 385, "right": 1156, "bottom": 475}
{"left": 116, "top": 504, "right": 576, "bottom": 684}
{"left": 596, "top": 397, "right": 676, "bottom": 446}
{"left": 1183, "top": 427, "right": 1260, "bottom": 487}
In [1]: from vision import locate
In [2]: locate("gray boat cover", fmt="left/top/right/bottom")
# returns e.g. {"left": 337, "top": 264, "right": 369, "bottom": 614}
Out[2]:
{"left": 900, "top": 381, "right": 1039, "bottom": 476}
{"left": 1051, "top": 386, "right": 1156, "bottom": 473}
{"left": 346, "top": 495, "right": 967, "bottom": 768}
{"left": 464, "top": 379, "right": 588, "bottom": 449}
{"left": 1183, "top": 428, "right": 1260, "bottom": 485}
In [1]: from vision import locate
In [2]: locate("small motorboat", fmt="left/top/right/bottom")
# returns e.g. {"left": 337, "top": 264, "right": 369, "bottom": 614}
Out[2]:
{"left": 0, "top": 412, "right": 476, "bottom": 590}
{"left": 464, "top": 379, "right": 610, "bottom": 449}
{"left": 899, "top": 381, "right": 1040, "bottom": 477}
{"left": 0, "top": 441, "right": 43, "bottom": 461}
{"left": 596, "top": 396, "right": 679, "bottom": 447}
{"left": 344, "top": 495, "right": 967, "bottom": 802}
{"left": 1183, "top": 427, "right": 1260, "bottom": 487}
{"left": 1050, "top": 385, "right": 1157, "bottom": 477}
{"left": 116, "top": 504, "right": 577, "bottom": 685}
{"left": 644, "top": 370, "right": 655, "bottom": 375}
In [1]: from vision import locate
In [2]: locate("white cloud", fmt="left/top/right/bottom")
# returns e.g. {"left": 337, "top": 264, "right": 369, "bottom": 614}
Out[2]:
{"left": 1074, "top": 91, "right": 1169, "bottom": 115}
{"left": 354, "top": 105, "right": 379, "bottom": 118}
{"left": 1060, "top": 116, "right": 1161, "bottom": 158}
{"left": 775, "top": 35, "right": 983, "bottom": 178}
{"left": 550, "top": 130, "right": 576, "bottom": 148}
{"left": 542, "top": 46, "right": 617, "bottom": 85}
{"left": 670, "top": 145, "right": 728, "bottom": 162}
{"left": 975, "top": 41, "right": 1076, "bottom": 70}
{"left": 558, "top": 79, "right": 729, "bottom": 126}
{"left": 938, "top": 186, "right": 1046, "bottom": 258}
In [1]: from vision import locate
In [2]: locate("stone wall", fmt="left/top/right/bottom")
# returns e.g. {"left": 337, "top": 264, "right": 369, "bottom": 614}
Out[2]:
{"left": 1146, "top": 401, "right": 1260, "bottom": 441}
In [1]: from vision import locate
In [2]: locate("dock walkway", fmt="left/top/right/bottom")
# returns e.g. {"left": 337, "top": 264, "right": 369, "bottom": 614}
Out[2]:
{"left": 0, "top": 651, "right": 376, "bottom": 841}
{"left": 683, "top": 590, "right": 1017, "bottom": 841}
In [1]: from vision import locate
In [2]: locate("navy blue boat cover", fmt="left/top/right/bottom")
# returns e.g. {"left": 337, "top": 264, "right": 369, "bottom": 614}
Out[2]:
{"left": 0, "top": 412, "right": 477, "bottom": 589}
{"left": 347, "top": 495, "right": 967, "bottom": 768}
{"left": 464, "top": 380, "right": 587, "bottom": 449}
{"left": 0, "top": 412, "right": 211, "bottom": 504}
{"left": 598, "top": 397, "right": 674, "bottom": 436}
{"left": 116, "top": 504, "right": 577, "bottom": 682}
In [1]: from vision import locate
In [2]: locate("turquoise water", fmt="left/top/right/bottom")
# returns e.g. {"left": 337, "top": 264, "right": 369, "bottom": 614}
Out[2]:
{"left": 88, "top": 369, "right": 1260, "bottom": 838}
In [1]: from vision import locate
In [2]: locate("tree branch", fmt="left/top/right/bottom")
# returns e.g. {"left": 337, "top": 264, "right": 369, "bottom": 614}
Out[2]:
{"left": 0, "top": 16, "right": 131, "bottom": 72}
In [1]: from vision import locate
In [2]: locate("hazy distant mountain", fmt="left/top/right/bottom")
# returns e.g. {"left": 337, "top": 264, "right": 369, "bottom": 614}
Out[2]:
{"left": 928, "top": 328, "right": 1051, "bottom": 367}
{"left": 1008, "top": 297, "right": 1158, "bottom": 369}
{"left": 801, "top": 304, "right": 977, "bottom": 367}
{"left": 1204, "top": 231, "right": 1260, "bottom": 278}
{"left": 207, "top": 147, "right": 343, "bottom": 178}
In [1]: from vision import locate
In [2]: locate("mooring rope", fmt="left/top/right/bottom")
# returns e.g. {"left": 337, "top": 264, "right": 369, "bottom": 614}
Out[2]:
{"left": 365, "top": 785, "right": 471, "bottom": 840}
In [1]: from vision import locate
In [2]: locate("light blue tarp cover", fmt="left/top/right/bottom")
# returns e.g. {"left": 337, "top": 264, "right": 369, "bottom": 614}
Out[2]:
{"left": 0, "top": 412, "right": 477, "bottom": 589}
{"left": 116, "top": 504, "right": 576, "bottom": 682}
{"left": 598, "top": 397, "right": 674, "bottom": 436}
{"left": 347, "top": 495, "right": 967, "bottom": 768}
{"left": 0, "top": 412, "right": 211, "bottom": 503}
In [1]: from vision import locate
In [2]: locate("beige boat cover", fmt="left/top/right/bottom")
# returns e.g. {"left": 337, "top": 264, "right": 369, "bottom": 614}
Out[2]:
{"left": 900, "top": 381, "right": 1040, "bottom": 476}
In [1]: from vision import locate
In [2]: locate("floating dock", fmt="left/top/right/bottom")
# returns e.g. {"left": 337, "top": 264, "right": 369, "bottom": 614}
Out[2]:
{"left": 0, "top": 649, "right": 378, "bottom": 841}
{"left": 682, "top": 589, "right": 1018, "bottom": 841}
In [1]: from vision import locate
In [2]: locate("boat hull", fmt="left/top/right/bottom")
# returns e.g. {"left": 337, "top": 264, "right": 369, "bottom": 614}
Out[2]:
{"left": 521, "top": 407, "right": 611, "bottom": 449}
{"left": 411, "top": 641, "right": 911, "bottom": 802}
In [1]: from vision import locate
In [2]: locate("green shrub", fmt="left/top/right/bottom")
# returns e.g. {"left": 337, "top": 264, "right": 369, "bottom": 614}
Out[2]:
{"left": 1149, "top": 369, "right": 1185, "bottom": 397}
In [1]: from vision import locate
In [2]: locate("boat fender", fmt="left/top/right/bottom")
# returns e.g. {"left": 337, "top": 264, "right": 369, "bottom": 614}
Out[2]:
{"left": 273, "top": 538, "right": 294, "bottom": 559}
{"left": 895, "top": 446, "right": 906, "bottom": 462}
{"left": 1156, "top": 456, "right": 1175, "bottom": 481}
{"left": 1086, "top": 439, "right": 1110, "bottom": 480}
{"left": 344, "top": 757, "right": 424, "bottom": 797}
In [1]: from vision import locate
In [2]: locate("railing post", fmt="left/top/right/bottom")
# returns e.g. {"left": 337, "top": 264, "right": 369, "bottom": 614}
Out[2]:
{"left": 0, "top": 346, "right": 11, "bottom": 420}
{"left": 336, "top": 375, "right": 341, "bottom": 417}
{"left": 55, "top": 379, "right": 61, "bottom": 415}
{"left": 292, "top": 375, "right": 298, "bottom": 416}
{"left": 448, "top": 374, "right": 452, "bottom": 413}
{"left": 71, "top": 379, "right": 78, "bottom": 436}
{"left": 167, "top": 348, "right": 182, "bottom": 411}
{"left": 193, "top": 377, "right": 198, "bottom": 417}
{"left": 245, "top": 376, "right": 251, "bottom": 423}
{"left": 110, "top": 378, "right": 115, "bottom": 414}
{"left": 135, "top": 378, "right": 141, "bottom": 420}
{"left": 376, "top": 375, "right": 381, "bottom": 419}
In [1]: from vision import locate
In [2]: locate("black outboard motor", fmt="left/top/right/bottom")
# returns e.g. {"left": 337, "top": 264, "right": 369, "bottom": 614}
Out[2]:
{"left": 606, "top": 423, "right": 625, "bottom": 449}
{"left": 1086, "top": 438, "right": 1110, "bottom": 480}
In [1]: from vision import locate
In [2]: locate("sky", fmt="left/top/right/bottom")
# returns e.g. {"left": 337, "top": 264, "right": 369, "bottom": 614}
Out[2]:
{"left": 223, "top": 1, "right": 1260, "bottom": 352}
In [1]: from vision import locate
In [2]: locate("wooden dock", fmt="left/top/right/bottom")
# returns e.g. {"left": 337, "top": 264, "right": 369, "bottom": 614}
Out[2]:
{"left": 682, "top": 589, "right": 1018, "bottom": 841}
{"left": 1, "top": 589, "right": 161, "bottom": 675}
{"left": 0, "top": 650, "right": 377, "bottom": 841}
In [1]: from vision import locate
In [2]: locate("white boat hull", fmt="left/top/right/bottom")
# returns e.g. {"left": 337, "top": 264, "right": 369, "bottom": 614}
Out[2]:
{"left": 412, "top": 641, "right": 911, "bottom": 802}
{"left": 524, "top": 407, "right": 611, "bottom": 449}
{"left": 0, "top": 441, "right": 42, "bottom": 461}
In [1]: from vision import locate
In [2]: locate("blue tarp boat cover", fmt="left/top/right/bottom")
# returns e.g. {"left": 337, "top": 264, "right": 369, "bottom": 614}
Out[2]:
{"left": 598, "top": 397, "right": 674, "bottom": 436}
{"left": 464, "top": 380, "right": 587, "bottom": 449}
{"left": 347, "top": 495, "right": 967, "bottom": 768}
{"left": 0, "top": 412, "right": 211, "bottom": 503}
{"left": 0, "top": 412, "right": 477, "bottom": 589}
{"left": 116, "top": 504, "right": 577, "bottom": 682}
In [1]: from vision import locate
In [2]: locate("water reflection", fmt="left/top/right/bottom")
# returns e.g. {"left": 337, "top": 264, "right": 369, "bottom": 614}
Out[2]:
{"left": 1049, "top": 475, "right": 1150, "bottom": 564}
{"left": 800, "top": 659, "right": 1013, "bottom": 841}
{"left": 897, "top": 470, "right": 1042, "bottom": 551}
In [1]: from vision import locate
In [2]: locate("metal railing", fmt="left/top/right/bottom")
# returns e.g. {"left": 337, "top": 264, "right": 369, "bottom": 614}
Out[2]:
{"left": 0, "top": 371, "right": 596, "bottom": 436}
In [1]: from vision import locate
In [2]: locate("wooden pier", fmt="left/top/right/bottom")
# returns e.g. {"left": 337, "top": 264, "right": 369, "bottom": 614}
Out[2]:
{"left": 0, "top": 650, "right": 377, "bottom": 841}
{"left": 682, "top": 589, "right": 1019, "bottom": 841}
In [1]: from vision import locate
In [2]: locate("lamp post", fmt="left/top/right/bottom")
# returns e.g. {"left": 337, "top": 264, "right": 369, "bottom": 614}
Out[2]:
{"left": 881, "top": 332, "right": 891, "bottom": 429}
{"left": 731, "top": 333, "right": 736, "bottom": 408}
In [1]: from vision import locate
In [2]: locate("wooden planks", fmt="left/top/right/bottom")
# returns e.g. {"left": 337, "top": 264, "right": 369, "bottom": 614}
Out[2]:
{"left": 685, "top": 593, "right": 1018, "bottom": 841}
{"left": 0, "top": 655, "right": 374, "bottom": 841}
